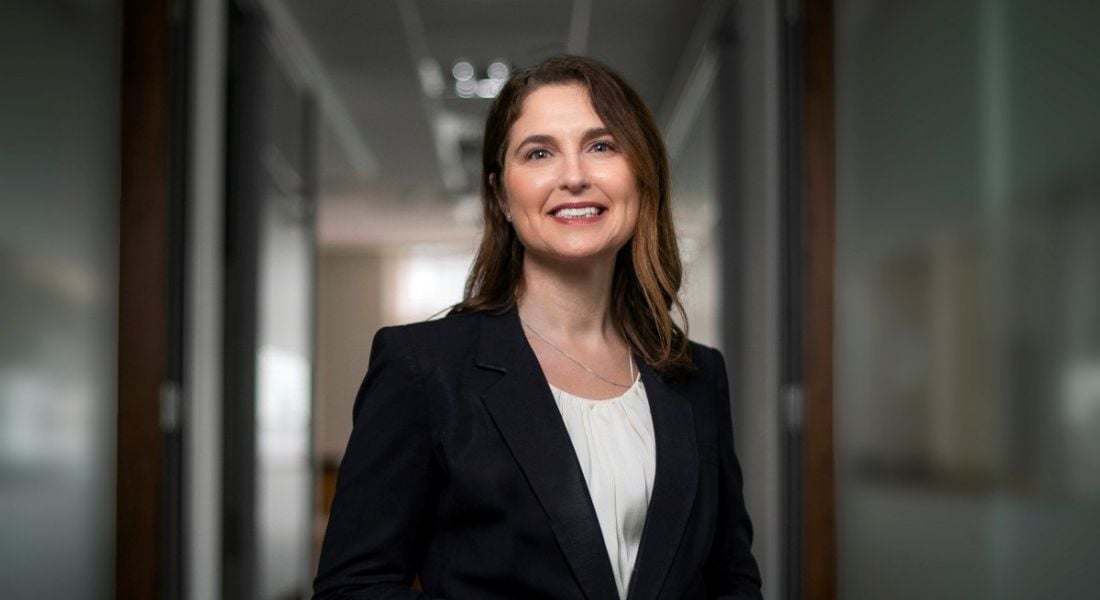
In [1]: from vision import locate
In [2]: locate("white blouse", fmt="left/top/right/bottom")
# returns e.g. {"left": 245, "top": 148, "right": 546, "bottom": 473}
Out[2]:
{"left": 549, "top": 377, "right": 656, "bottom": 600}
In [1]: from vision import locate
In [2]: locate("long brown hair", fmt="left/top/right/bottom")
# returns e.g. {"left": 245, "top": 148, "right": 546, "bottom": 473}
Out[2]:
{"left": 451, "top": 55, "right": 693, "bottom": 376}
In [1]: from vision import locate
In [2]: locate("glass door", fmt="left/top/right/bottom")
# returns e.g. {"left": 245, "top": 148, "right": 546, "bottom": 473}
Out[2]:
{"left": 834, "top": 1, "right": 1100, "bottom": 598}
{"left": 224, "top": 4, "right": 317, "bottom": 598}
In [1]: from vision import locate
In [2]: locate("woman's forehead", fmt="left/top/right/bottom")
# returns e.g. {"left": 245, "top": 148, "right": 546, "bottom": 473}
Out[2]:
{"left": 511, "top": 84, "right": 603, "bottom": 133}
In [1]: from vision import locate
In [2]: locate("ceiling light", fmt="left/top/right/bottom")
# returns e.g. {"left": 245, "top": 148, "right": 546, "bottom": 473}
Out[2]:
{"left": 487, "top": 60, "right": 509, "bottom": 81}
{"left": 476, "top": 79, "right": 503, "bottom": 99}
{"left": 455, "top": 79, "right": 477, "bottom": 98}
{"left": 451, "top": 60, "right": 475, "bottom": 82}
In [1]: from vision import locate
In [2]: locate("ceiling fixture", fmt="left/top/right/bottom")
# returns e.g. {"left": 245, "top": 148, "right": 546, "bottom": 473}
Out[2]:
{"left": 450, "top": 58, "right": 509, "bottom": 99}
{"left": 452, "top": 60, "right": 475, "bottom": 82}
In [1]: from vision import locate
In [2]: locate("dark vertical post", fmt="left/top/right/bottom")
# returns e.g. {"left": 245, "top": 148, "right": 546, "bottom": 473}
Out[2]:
{"left": 716, "top": 0, "right": 744, "bottom": 430}
{"left": 222, "top": 4, "right": 262, "bottom": 598}
{"left": 117, "top": 0, "right": 170, "bottom": 597}
{"left": 164, "top": 1, "right": 193, "bottom": 598}
{"left": 780, "top": 0, "right": 805, "bottom": 597}
{"left": 801, "top": 0, "right": 836, "bottom": 598}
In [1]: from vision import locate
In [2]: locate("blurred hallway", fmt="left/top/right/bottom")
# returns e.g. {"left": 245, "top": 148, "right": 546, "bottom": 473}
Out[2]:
{"left": 1, "top": 1, "right": 1098, "bottom": 599}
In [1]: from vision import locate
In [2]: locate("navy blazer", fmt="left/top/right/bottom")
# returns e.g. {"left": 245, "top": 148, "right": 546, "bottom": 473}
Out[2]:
{"left": 314, "top": 307, "right": 762, "bottom": 599}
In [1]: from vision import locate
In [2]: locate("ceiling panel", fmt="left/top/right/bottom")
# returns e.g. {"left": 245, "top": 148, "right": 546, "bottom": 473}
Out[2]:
{"left": 281, "top": 0, "right": 713, "bottom": 247}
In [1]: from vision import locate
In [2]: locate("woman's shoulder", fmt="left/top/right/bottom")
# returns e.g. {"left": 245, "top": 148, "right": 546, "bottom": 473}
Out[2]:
{"left": 369, "top": 310, "right": 488, "bottom": 372}
{"left": 375, "top": 310, "right": 480, "bottom": 349}
{"left": 671, "top": 339, "right": 723, "bottom": 376}
{"left": 686, "top": 339, "right": 722, "bottom": 364}
{"left": 381, "top": 309, "right": 479, "bottom": 335}
{"left": 676, "top": 341, "right": 732, "bottom": 429}
{"left": 660, "top": 339, "right": 727, "bottom": 392}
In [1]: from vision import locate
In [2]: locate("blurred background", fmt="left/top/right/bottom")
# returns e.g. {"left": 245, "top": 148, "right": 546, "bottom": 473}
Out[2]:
{"left": 1, "top": 0, "right": 1098, "bottom": 599}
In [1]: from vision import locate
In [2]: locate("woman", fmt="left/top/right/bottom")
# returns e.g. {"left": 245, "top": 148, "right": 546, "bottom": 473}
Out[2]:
{"left": 315, "top": 55, "right": 762, "bottom": 599}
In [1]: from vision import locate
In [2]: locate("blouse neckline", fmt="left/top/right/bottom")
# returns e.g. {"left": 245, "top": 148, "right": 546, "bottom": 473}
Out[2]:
{"left": 547, "top": 373, "right": 643, "bottom": 404}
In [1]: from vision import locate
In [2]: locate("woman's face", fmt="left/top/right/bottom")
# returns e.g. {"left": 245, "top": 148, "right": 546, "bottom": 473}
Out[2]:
{"left": 500, "top": 84, "right": 640, "bottom": 267}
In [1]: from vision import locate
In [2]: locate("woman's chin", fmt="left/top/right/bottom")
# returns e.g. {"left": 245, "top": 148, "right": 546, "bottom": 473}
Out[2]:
{"left": 528, "top": 246, "right": 623, "bottom": 269}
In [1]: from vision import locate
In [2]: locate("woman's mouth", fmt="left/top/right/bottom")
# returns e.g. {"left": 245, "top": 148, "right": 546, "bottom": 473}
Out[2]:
{"left": 552, "top": 206, "right": 603, "bottom": 219}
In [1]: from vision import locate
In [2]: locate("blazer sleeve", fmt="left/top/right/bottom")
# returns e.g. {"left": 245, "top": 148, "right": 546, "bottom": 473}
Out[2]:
{"left": 703, "top": 347, "right": 764, "bottom": 599}
{"left": 314, "top": 327, "right": 440, "bottom": 599}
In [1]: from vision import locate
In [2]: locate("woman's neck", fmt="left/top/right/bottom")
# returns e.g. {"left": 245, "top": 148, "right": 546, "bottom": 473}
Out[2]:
{"left": 516, "top": 253, "right": 619, "bottom": 344}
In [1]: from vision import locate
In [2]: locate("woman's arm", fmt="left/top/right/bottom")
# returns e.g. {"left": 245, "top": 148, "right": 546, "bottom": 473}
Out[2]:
{"left": 702, "top": 347, "right": 764, "bottom": 600}
{"left": 314, "top": 327, "right": 439, "bottom": 599}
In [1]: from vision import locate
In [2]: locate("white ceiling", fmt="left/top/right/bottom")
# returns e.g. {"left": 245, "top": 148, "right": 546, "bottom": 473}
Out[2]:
{"left": 275, "top": 0, "right": 714, "bottom": 248}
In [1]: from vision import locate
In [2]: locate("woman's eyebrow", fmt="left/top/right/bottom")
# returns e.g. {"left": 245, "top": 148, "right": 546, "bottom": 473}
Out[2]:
{"left": 514, "top": 128, "right": 614, "bottom": 153}
{"left": 581, "top": 127, "right": 613, "bottom": 143}
{"left": 514, "top": 134, "right": 555, "bottom": 151}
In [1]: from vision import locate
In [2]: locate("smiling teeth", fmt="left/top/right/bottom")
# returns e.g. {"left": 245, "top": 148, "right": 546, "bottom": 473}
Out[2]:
{"left": 554, "top": 207, "right": 600, "bottom": 218}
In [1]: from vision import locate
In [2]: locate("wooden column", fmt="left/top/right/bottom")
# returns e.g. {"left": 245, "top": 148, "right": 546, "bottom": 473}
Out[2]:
{"left": 802, "top": 0, "right": 837, "bottom": 598}
{"left": 117, "top": 0, "right": 170, "bottom": 597}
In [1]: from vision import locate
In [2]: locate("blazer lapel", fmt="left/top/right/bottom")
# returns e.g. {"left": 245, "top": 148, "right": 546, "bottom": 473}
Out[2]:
{"left": 627, "top": 361, "right": 698, "bottom": 600}
{"left": 475, "top": 308, "right": 620, "bottom": 600}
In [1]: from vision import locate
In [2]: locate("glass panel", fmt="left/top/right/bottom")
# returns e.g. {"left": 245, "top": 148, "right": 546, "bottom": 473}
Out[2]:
{"left": 836, "top": 0, "right": 1100, "bottom": 598}
{"left": 0, "top": 1, "right": 119, "bottom": 598}
{"left": 671, "top": 82, "right": 721, "bottom": 350}
{"left": 254, "top": 50, "right": 316, "bottom": 598}
{"left": 256, "top": 190, "right": 314, "bottom": 599}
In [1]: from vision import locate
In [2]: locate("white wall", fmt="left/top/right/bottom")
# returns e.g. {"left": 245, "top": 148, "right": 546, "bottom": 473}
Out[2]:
{"left": 314, "top": 250, "right": 386, "bottom": 462}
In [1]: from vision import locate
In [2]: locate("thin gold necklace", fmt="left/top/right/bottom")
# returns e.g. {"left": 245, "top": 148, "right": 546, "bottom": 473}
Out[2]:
{"left": 519, "top": 317, "right": 635, "bottom": 389}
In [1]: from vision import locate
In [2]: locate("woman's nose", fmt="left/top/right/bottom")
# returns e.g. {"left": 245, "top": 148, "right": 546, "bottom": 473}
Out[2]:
{"left": 558, "top": 153, "right": 590, "bottom": 193}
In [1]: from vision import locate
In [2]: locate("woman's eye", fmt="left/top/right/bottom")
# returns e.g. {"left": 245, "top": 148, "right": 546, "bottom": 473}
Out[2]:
{"left": 527, "top": 148, "right": 551, "bottom": 160}
{"left": 590, "top": 141, "right": 615, "bottom": 153}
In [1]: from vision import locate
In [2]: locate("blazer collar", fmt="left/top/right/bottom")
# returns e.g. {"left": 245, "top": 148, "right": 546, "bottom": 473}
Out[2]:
{"left": 627, "top": 359, "right": 698, "bottom": 600}
{"left": 474, "top": 308, "right": 698, "bottom": 600}
{"left": 475, "top": 307, "right": 619, "bottom": 599}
